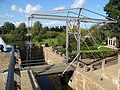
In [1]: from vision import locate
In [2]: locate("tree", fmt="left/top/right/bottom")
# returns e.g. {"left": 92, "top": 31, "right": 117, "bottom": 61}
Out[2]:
{"left": 31, "top": 21, "right": 43, "bottom": 41}
{"left": 0, "top": 26, "right": 4, "bottom": 34}
{"left": 17, "top": 22, "right": 27, "bottom": 40}
{"left": 10, "top": 22, "right": 27, "bottom": 41}
{"left": 3, "top": 22, "right": 15, "bottom": 34}
{"left": 57, "top": 33, "right": 66, "bottom": 48}
{"left": 104, "top": 0, "right": 120, "bottom": 39}
{"left": 42, "top": 26, "right": 49, "bottom": 35}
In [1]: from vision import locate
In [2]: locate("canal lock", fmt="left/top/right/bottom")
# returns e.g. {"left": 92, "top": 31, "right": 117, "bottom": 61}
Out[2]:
{"left": 18, "top": 41, "right": 74, "bottom": 90}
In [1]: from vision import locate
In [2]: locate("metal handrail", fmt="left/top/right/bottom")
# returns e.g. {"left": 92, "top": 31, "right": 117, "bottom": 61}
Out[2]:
{"left": 6, "top": 46, "right": 15, "bottom": 90}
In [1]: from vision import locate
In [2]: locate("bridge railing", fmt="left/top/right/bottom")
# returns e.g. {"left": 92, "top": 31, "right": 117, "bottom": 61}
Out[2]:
{"left": 6, "top": 46, "right": 15, "bottom": 90}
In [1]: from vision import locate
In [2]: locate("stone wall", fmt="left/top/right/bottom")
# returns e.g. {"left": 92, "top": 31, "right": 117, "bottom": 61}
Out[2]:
{"left": 42, "top": 45, "right": 118, "bottom": 90}
{"left": 42, "top": 46, "right": 66, "bottom": 64}
{"left": 68, "top": 66, "right": 116, "bottom": 90}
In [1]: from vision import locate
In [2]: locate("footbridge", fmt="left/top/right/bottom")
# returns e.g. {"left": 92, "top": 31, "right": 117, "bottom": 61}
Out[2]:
{"left": 23, "top": 64, "right": 75, "bottom": 76}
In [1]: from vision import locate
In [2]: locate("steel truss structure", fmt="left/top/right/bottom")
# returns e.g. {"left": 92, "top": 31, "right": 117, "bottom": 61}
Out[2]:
{"left": 28, "top": 8, "right": 117, "bottom": 63}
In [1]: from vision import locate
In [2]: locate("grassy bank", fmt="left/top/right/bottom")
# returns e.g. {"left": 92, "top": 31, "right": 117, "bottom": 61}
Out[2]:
{"left": 41, "top": 38, "right": 58, "bottom": 46}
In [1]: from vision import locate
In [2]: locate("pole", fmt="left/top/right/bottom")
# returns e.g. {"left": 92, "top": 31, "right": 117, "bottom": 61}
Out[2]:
{"left": 77, "top": 20, "right": 81, "bottom": 60}
{"left": 66, "top": 21, "right": 69, "bottom": 63}
{"left": 6, "top": 46, "right": 15, "bottom": 90}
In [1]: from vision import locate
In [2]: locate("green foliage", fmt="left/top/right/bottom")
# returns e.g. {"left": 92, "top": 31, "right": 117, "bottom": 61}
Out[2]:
{"left": 41, "top": 38, "right": 58, "bottom": 46}
{"left": 88, "top": 24, "right": 109, "bottom": 44}
{"left": 104, "top": 0, "right": 120, "bottom": 39}
{"left": 1, "top": 22, "right": 15, "bottom": 34}
{"left": 0, "top": 22, "right": 28, "bottom": 42}
{"left": 9, "top": 22, "right": 27, "bottom": 41}
{"left": 42, "top": 26, "right": 49, "bottom": 34}
{"left": 50, "top": 26, "right": 65, "bottom": 32}
{"left": 33, "top": 34, "right": 42, "bottom": 42}
{"left": 43, "top": 31, "right": 59, "bottom": 39}
{"left": 1, "top": 34, "right": 21, "bottom": 42}
{"left": 57, "top": 33, "right": 66, "bottom": 48}
{"left": 16, "top": 22, "right": 27, "bottom": 40}
{"left": 31, "top": 21, "right": 42, "bottom": 37}
{"left": 31, "top": 21, "right": 43, "bottom": 42}
{"left": 69, "top": 34, "right": 77, "bottom": 51}
{"left": 104, "top": 0, "right": 120, "bottom": 19}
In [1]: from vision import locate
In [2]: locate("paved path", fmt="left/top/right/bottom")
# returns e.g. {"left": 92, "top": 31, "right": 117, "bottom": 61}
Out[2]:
{"left": 0, "top": 73, "right": 5, "bottom": 90}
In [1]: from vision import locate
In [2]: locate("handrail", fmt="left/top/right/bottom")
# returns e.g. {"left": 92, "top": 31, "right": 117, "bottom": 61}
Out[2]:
{"left": 61, "top": 53, "right": 80, "bottom": 75}
{"left": 6, "top": 46, "right": 15, "bottom": 90}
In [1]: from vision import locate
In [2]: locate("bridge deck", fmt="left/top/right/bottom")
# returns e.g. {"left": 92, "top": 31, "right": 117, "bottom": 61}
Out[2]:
{"left": 23, "top": 64, "right": 74, "bottom": 76}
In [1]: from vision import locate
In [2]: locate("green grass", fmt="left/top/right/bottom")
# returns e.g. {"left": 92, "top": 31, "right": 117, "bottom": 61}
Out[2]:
{"left": 98, "top": 47, "right": 113, "bottom": 51}
{"left": 72, "top": 46, "right": 116, "bottom": 53}
{"left": 41, "top": 38, "right": 58, "bottom": 45}
{"left": 82, "top": 47, "right": 114, "bottom": 53}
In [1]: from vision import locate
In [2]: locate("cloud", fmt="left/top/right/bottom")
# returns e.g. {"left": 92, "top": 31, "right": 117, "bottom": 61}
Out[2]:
{"left": 25, "top": 4, "right": 41, "bottom": 14}
{"left": 11, "top": 4, "right": 23, "bottom": 13}
{"left": 44, "top": 21, "right": 63, "bottom": 26}
{"left": 0, "top": 14, "right": 13, "bottom": 19}
{"left": 11, "top": 4, "right": 41, "bottom": 14}
{"left": 71, "top": 0, "right": 85, "bottom": 8}
{"left": 53, "top": 6, "right": 65, "bottom": 10}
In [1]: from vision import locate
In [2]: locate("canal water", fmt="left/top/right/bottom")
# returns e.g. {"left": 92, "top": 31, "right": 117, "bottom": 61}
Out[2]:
{"left": 8, "top": 41, "right": 73, "bottom": 90}
{"left": 37, "top": 74, "right": 73, "bottom": 90}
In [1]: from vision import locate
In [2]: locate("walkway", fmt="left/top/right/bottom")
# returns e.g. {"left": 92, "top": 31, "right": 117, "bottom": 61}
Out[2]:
{"left": 23, "top": 64, "right": 74, "bottom": 76}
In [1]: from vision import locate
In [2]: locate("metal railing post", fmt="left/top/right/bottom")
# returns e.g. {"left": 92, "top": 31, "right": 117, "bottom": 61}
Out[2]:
{"left": 6, "top": 46, "right": 15, "bottom": 90}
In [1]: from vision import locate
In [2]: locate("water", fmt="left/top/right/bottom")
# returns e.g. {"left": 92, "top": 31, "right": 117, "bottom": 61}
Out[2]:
{"left": 37, "top": 75, "right": 73, "bottom": 90}
{"left": 37, "top": 76, "right": 55, "bottom": 90}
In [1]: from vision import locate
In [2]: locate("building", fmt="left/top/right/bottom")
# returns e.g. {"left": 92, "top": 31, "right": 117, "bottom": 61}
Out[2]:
{"left": 108, "top": 37, "right": 120, "bottom": 48}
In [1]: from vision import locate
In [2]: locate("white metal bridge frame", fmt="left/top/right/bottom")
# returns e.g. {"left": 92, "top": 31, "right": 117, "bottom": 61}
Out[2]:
{"left": 28, "top": 7, "right": 117, "bottom": 63}
{"left": 28, "top": 8, "right": 120, "bottom": 90}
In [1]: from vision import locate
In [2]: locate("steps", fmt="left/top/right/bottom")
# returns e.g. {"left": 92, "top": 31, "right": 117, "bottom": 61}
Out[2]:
{"left": 21, "top": 46, "right": 45, "bottom": 67}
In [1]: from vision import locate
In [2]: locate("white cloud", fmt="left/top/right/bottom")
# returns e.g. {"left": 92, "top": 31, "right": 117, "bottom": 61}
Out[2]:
{"left": 0, "top": 14, "right": 13, "bottom": 19}
{"left": 25, "top": 4, "right": 41, "bottom": 14}
{"left": 11, "top": 4, "right": 23, "bottom": 13}
{"left": 44, "top": 21, "right": 63, "bottom": 26}
{"left": 11, "top": 5, "right": 17, "bottom": 11}
{"left": 71, "top": 0, "right": 85, "bottom": 8}
{"left": 53, "top": 6, "right": 65, "bottom": 10}
{"left": 11, "top": 4, "right": 41, "bottom": 14}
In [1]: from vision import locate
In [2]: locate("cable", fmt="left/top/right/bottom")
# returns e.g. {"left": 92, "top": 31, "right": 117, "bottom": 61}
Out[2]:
{"left": 83, "top": 22, "right": 105, "bottom": 59}
{"left": 82, "top": 38, "right": 96, "bottom": 60}
{"left": 73, "top": 32, "right": 96, "bottom": 60}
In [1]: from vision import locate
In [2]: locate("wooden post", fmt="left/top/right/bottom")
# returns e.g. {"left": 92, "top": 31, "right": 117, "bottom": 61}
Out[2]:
{"left": 59, "top": 52, "right": 61, "bottom": 56}
{"left": 90, "top": 64, "right": 94, "bottom": 71}
{"left": 102, "top": 59, "right": 105, "bottom": 70}
{"left": 108, "top": 38, "right": 109, "bottom": 45}
{"left": 84, "top": 65, "right": 87, "bottom": 72}
{"left": 101, "top": 59, "right": 106, "bottom": 79}
{"left": 54, "top": 50, "right": 57, "bottom": 54}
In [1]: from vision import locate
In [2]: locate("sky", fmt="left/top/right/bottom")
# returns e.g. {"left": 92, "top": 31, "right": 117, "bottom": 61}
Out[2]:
{"left": 0, "top": 0, "right": 109, "bottom": 27}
